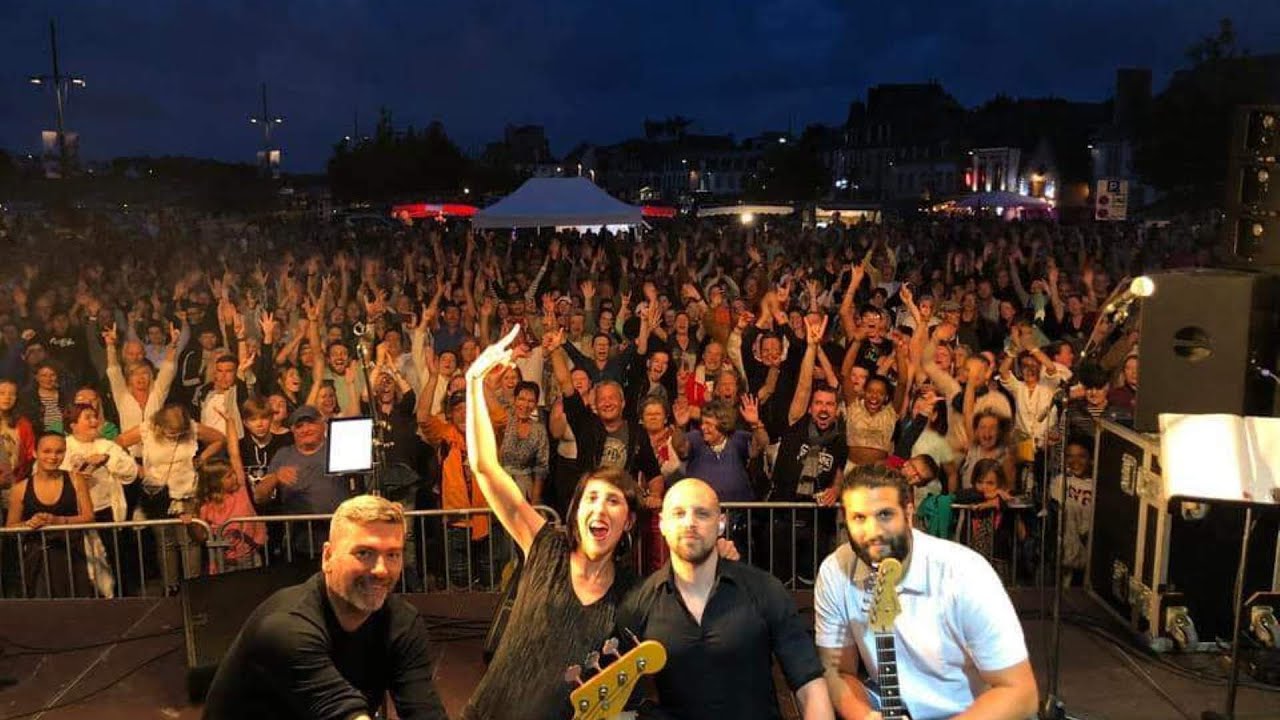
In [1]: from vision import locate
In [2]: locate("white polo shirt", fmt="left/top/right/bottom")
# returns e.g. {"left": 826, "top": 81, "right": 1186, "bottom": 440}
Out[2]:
{"left": 814, "top": 530, "right": 1028, "bottom": 720}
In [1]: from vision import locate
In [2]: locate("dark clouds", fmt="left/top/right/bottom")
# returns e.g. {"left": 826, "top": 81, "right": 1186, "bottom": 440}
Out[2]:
{"left": 1, "top": 0, "right": 1277, "bottom": 171}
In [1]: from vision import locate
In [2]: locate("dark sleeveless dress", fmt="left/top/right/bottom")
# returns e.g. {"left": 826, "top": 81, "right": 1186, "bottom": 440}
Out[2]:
{"left": 20, "top": 472, "right": 91, "bottom": 597}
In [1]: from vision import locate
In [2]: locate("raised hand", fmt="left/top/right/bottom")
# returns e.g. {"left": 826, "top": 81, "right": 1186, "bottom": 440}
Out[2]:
{"left": 544, "top": 326, "right": 567, "bottom": 353}
{"left": 580, "top": 279, "right": 595, "bottom": 300}
{"left": 672, "top": 396, "right": 692, "bottom": 427}
{"left": 168, "top": 323, "right": 182, "bottom": 346}
{"left": 259, "top": 311, "right": 276, "bottom": 341}
{"left": 739, "top": 393, "right": 761, "bottom": 427}
{"left": 804, "top": 314, "right": 829, "bottom": 345}
{"left": 101, "top": 323, "right": 119, "bottom": 347}
{"left": 467, "top": 324, "right": 521, "bottom": 382}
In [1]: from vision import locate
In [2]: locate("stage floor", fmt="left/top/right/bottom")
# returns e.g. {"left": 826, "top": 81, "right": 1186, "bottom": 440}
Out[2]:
{"left": 0, "top": 589, "right": 1276, "bottom": 719}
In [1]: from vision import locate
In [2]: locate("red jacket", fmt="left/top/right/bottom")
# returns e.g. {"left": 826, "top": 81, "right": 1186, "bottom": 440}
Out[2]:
{"left": 4, "top": 416, "right": 36, "bottom": 483}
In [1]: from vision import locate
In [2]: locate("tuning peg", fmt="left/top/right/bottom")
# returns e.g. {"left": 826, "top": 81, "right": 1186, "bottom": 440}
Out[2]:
{"left": 601, "top": 636, "right": 621, "bottom": 661}
{"left": 585, "top": 651, "right": 602, "bottom": 674}
{"left": 564, "top": 665, "right": 583, "bottom": 687}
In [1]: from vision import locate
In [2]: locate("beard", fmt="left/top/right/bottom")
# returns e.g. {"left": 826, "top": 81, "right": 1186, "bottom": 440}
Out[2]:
{"left": 670, "top": 533, "right": 716, "bottom": 566}
{"left": 335, "top": 574, "right": 394, "bottom": 613}
{"left": 848, "top": 527, "right": 911, "bottom": 568}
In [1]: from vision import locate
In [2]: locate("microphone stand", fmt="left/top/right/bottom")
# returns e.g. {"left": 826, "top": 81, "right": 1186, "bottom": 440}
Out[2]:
{"left": 354, "top": 322, "right": 390, "bottom": 497}
{"left": 1041, "top": 386, "right": 1078, "bottom": 720}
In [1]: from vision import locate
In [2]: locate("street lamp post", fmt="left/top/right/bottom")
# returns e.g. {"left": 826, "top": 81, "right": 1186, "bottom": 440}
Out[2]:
{"left": 248, "top": 82, "right": 284, "bottom": 174}
{"left": 28, "top": 20, "right": 85, "bottom": 178}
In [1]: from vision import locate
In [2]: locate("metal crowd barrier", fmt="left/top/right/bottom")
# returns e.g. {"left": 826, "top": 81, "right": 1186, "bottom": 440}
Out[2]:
{"left": 630, "top": 502, "right": 841, "bottom": 590}
{"left": 0, "top": 518, "right": 215, "bottom": 600}
{"left": 1, "top": 496, "right": 1050, "bottom": 599}
{"left": 208, "top": 506, "right": 564, "bottom": 593}
{"left": 952, "top": 500, "right": 1038, "bottom": 588}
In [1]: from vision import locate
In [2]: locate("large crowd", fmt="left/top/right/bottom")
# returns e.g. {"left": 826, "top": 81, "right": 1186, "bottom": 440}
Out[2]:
{"left": 0, "top": 206, "right": 1222, "bottom": 597}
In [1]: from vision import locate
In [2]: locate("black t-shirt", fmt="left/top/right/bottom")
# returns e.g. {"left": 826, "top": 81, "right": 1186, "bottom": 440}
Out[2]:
{"left": 854, "top": 336, "right": 894, "bottom": 372}
{"left": 202, "top": 573, "right": 446, "bottom": 720}
{"left": 770, "top": 418, "right": 849, "bottom": 501}
{"left": 240, "top": 433, "right": 294, "bottom": 486}
{"left": 463, "top": 524, "right": 635, "bottom": 720}
{"left": 616, "top": 559, "right": 825, "bottom": 719}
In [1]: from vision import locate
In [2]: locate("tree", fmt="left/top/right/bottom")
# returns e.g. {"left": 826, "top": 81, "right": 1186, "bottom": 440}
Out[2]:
{"left": 745, "top": 139, "right": 831, "bottom": 203}
{"left": 1135, "top": 18, "right": 1277, "bottom": 208}
{"left": 0, "top": 149, "right": 15, "bottom": 190}
{"left": 327, "top": 108, "right": 471, "bottom": 203}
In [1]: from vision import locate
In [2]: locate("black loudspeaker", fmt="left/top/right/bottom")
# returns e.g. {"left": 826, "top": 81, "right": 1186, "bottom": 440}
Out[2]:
{"left": 1134, "top": 269, "right": 1280, "bottom": 432}
{"left": 181, "top": 562, "right": 316, "bottom": 701}
{"left": 1226, "top": 106, "right": 1280, "bottom": 265}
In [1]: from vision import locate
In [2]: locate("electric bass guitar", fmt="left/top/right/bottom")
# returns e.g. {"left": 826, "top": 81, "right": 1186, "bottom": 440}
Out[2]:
{"left": 564, "top": 635, "right": 667, "bottom": 720}
{"left": 864, "top": 557, "right": 912, "bottom": 720}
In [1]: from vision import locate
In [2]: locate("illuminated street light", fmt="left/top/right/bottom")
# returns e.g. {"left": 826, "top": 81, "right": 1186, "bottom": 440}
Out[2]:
{"left": 248, "top": 82, "right": 285, "bottom": 174}
{"left": 28, "top": 20, "right": 86, "bottom": 178}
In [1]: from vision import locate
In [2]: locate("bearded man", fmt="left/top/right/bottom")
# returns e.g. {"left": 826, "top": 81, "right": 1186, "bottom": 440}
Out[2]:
{"left": 617, "top": 478, "right": 834, "bottom": 719}
{"left": 813, "top": 465, "right": 1037, "bottom": 720}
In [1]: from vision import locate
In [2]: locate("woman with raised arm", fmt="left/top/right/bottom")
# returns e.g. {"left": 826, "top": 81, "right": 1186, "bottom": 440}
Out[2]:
{"left": 461, "top": 325, "right": 641, "bottom": 720}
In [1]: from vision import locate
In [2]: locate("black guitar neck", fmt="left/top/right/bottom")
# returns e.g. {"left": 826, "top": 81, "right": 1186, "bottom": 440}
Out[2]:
{"left": 874, "top": 630, "right": 911, "bottom": 720}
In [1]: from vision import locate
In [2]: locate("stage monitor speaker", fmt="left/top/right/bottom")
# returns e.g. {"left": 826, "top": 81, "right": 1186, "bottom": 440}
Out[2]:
{"left": 1228, "top": 214, "right": 1280, "bottom": 266}
{"left": 1134, "top": 269, "right": 1280, "bottom": 433}
{"left": 1230, "top": 105, "right": 1279, "bottom": 159}
{"left": 1226, "top": 106, "right": 1280, "bottom": 266}
{"left": 181, "top": 561, "right": 316, "bottom": 702}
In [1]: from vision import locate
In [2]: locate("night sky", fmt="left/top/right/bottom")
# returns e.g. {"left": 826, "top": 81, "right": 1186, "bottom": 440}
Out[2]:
{"left": 2, "top": 1, "right": 1278, "bottom": 172}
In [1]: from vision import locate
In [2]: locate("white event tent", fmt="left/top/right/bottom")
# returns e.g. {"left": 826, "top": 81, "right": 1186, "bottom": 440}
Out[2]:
{"left": 472, "top": 177, "right": 643, "bottom": 230}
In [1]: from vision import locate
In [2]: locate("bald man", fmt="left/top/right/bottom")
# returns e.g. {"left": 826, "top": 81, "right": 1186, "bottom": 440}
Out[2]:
{"left": 618, "top": 478, "right": 834, "bottom": 719}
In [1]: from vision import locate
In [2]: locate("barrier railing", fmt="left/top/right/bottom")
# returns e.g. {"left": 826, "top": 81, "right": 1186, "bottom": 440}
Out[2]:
{"left": 631, "top": 502, "right": 841, "bottom": 590}
{"left": 951, "top": 500, "right": 1038, "bottom": 587}
{"left": 0, "top": 518, "right": 215, "bottom": 600}
{"left": 208, "top": 506, "right": 564, "bottom": 593}
{"left": 2, "top": 498, "right": 1046, "bottom": 599}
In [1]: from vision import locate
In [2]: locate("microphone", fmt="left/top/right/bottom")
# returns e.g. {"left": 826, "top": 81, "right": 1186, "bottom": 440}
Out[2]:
{"left": 1100, "top": 276, "right": 1155, "bottom": 325}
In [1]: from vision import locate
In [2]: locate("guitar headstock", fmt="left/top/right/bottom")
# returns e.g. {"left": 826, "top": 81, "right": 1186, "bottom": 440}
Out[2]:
{"left": 867, "top": 558, "right": 903, "bottom": 633}
{"left": 568, "top": 638, "right": 667, "bottom": 720}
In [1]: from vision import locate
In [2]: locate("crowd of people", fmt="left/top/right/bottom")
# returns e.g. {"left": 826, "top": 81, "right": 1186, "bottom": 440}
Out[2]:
{"left": 0, "top": 205, "right": 1219, "bottom": 598}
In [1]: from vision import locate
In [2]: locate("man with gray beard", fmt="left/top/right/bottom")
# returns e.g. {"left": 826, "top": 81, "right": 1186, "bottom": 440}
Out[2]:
{"left": 203, "top": 495, "right": 446, "bottom": 719}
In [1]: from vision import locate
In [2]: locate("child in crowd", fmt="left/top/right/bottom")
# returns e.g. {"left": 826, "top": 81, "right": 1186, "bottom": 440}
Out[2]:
{"left": 187, "top": 456, "right": 264, "bottom": 574}
{"left": 955, "top": 457, "right": 1024, "bottom": 579}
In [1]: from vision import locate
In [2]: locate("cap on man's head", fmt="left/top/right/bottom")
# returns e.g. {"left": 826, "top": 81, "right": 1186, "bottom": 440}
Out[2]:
{"left": 939, "top": 300, "right": 960, "bottom": 312}
{"left": 23, "top": 334, "right": 44, "bottom": 355}
{"left": 446, "top": 390, "right": 466, "bottom": 410}
{"left": 287, "top": 404, "right": 323, "bottom": 427}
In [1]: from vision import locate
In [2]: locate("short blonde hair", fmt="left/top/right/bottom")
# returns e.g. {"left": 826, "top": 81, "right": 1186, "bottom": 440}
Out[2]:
{"left": 329, "top": 495, "right": 406, "bottom": 538}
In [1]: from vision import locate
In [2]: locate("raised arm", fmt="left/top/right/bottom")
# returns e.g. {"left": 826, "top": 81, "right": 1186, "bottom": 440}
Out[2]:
{"left": 1046, "top": 264, "right": 1065, "bottom": 323}
{"left": 465, "top": 325, "right": 546, "bottom": 556}
{"left": 789, "top": 317, "right": 826, "bottom": 426}
{"left": 838, "top": 262, "right": 865, "bottom": 347}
